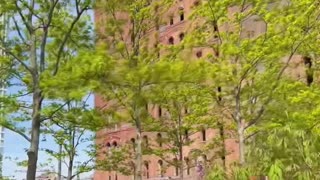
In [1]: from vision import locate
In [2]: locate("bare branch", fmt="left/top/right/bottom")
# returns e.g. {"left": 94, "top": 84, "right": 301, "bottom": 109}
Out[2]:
{"left": 40, "top": 101, "right": 70, "bottom": 122}
{"left": 15, "top": 0, "right": 33, "bottom": 33}
{"left": 12, "top": 17, "right": 28, "bottom": 45}
{"left": 40, "top": 0, "right": 59, "bottom": 72}
{"left": 3, "top": 124, "right": 31, "bottom": 142}
{"left": 53, "top": 5, "right": 89, "bottom": 75}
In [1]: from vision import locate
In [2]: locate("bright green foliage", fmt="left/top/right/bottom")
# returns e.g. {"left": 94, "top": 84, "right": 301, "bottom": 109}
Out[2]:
{"left": 187, "top": 0, "right": 320, "bottom": 178}
{"left": 42, "top": 100, "right": 94, "bottom": 179}
{"left": 144, "top": 81, "right": 211, "bottom": 178}
{"left": 0, "top": 0, "right": 93, "bottom": 178}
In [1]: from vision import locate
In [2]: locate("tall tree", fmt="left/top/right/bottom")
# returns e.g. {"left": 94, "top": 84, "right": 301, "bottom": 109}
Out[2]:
{"left": 191, "top": 0, "right": 320, "bottom": 168}
{"left": 0, "top": 0, "right": 92, "bottom": 179}
{"left": 94, "top": 0, "right": 176, "bottom": 179}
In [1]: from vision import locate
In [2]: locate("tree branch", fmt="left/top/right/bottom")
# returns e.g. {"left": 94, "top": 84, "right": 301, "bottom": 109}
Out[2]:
{"left": 53, "top": 5, "right": 89, "bottom": 75}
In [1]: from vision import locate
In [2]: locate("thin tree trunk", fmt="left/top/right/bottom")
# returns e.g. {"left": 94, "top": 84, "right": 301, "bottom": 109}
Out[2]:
{"left": 238, "top": 123, "right": 245, "bottom": 166}
{"left": 27, "top": 14, "right": 42, "bottom": 178}
{"left": 218, "top": 122, "right": 226, "bottom": 169}
{"left": 135, "top": 130, "right": 142, "bottom": 180}
{"left": 235, "top": 86, "right": 245, "bottom": 166}
{"left": 67, "top": 159, "right": 73, "bottom": 180}
{"left": 27, "top": 90, "right": 42, "bottom": 180}
{"left": 58, "top": 144, "right": 62, "bottom": 180}
{"left": 178, "top": 114, "right": 184, "bottom": 179}
{"left": 179, "top": 144, "right": 184, "bottom": 179}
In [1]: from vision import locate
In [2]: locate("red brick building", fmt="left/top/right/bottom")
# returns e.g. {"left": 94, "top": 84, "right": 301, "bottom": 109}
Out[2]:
{"left": 93, "top": 1, "right": 307, "bottom": 180}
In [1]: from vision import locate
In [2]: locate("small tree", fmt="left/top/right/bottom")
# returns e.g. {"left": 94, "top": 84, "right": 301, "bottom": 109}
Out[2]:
{"left": 42, "top": 100, "right": 94, "bottom": 180}
{"left": 0, "top": 1, "right": 93, "bottom": 179}
{"left": 145, "top": 82, "right": 211, "bottom": 179}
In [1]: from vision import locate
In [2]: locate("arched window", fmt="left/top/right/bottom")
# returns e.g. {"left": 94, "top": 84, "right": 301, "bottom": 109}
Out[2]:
{"left": 179, "top": 33, "right": 185, "bottom": 41}
{"left": 185, "top": 129, "right": 189, "bottom": 141}
{"left": 170, "top": 17, "right": 174, "bottom": 25}
{"left": 196, "top": 51, "right": 202, "bottom": 58}
{"left": 106, "top": 142, "right": 111, "bottom": 148}
{"left": 143, "top": 135, "right": 149, "bottom": 148}
{"left": 168, "top": 37, "right": 174, "bottom": 45}
{"left": 112, "top": 141, "right": 118, "bottom": 147}
{"left": 158, "top": 105, "right": 162, "bottom": 117}
{"left": 158, "top": 160, "right": 164, "bottom": 177}
{"left": 144, "top": 161, "right": 150, "bottom": 178}
{"left": 201, "top": 129, "right": 206, "bottom": 141}
{"left": 180, "top": 12, "right": 184, "bottom": 21}
{"left": 157, "top": 133, "right": 162, "bottom": 147}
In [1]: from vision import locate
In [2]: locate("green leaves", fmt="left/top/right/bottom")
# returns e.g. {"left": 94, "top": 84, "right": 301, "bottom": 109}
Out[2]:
{"left": 268, "top": 160, "right": 284, "bottom": 180}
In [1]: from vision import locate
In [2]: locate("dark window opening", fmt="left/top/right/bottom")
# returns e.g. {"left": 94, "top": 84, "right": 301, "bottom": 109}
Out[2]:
{"left": 201, "top": 129, "right": 206, "bottom": 141}
{"left": 144, "top": 161, "right": 150, "bottom": 178}
{"left": 304, "top": 56, "right": 314, "bottom": 86}
{"left": 194, "top": 0, "right": 200, "bottom": 6}
{"left": 217, "top": 86, "right": 222, "bottom": 101}
{"left": 109, "top": 176, "right": 111, "bottom": 180}
{"left": 213, "top": 20, "right": 218, "bottom": 38}
{"left": 304, "top": 56, "right": 312, "bottom": 68}
{"left": 106, "top": 142, "right": 111, "bottom": 148}
{"left": 185, "top": 129, "right": 189, "bottom": 141}
{"left": 196, "top": 51, "right": 203, "bottom": 58}
{"left": 214, "top": 50, "right": 219, "bottom": 57}
{"left": 184, "top": 107, "right": 188, "bottom": 114}
{"left": 157, "top": 133, "right": 162, "bottom": 147}
{"left": 168, "top": 37, "right": 174, "bottom": 45}
{"left": 213, "top": 22, "right": 218, "bottom": 32}
{"left": 170, "top": 17, "right": 174, "bottom": 25}
{"left": 115, "top": 174, "right": 118, "bottom": 180}
{"left": 180, "top": 13, "right": 184, "bottom": 21}
{"left": 179, "top": 33, "right": 185, "bottom": 41}
{"left": 158, "top": 105, "right": 162, "bottom": 117}
{"left": 112, "top": 141, "right": 118, "bottom": 147}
